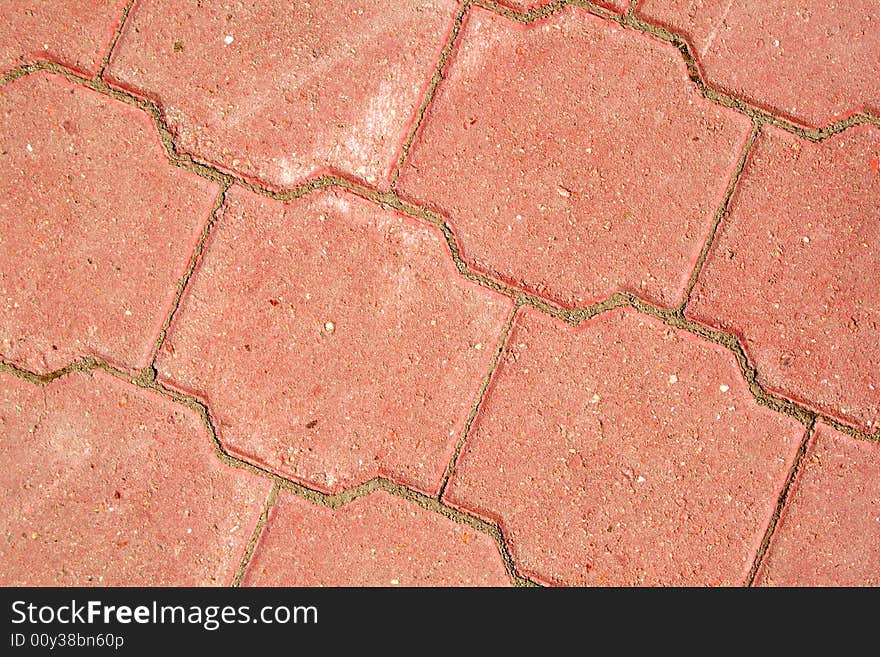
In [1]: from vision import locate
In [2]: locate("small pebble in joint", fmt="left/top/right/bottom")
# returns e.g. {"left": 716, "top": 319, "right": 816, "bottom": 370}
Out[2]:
{"left": 224, "top": 35, "right": 234, "bottom": 45}
{"left": 323, "top": 321, "right": 335, "bottom": 334}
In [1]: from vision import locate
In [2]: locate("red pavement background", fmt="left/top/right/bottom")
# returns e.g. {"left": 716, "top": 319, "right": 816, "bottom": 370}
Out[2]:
{"left": 1, "top": 0, "right": 877, "bottom": 587}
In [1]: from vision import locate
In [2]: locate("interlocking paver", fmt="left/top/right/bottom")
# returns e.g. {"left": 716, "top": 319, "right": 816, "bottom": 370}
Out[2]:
{"left": 106, "top": 0, "right": 459, "bottom": 189}
{"left": 0, "top": 371, "right": 270, "bottom": 586}
{"left": 156, "top": 187, "right": 513, "bottom": 495}
{"left": 0, "top": 0, "right": 129, "bottom": 76}
{"left": 244, "top": 491, "right": 510, "bottom": 586}
{"left": 1, "top": 0, "right": 876, "bottom": 589}
{"left": 757, "top": 425, "right": 880, "bottom": 586}
{"left": 686, "top": 125, "right": 880, "bottom": 431}
{"left": 0, "top": 72, "right": 218, "bottom": 375}
{"left": 637, "top": 0, "right": 880, "bottom": 128}
{"left": 445, "top": 307, "right": 805, "bottom": 586}
{"left": 397, "top": 6, "right": 752, "bottom": 309}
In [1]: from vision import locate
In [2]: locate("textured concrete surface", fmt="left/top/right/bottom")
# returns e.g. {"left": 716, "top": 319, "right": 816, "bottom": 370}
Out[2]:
{"left": 155, "top": 187, "right": 512, "bottom": 496}
{"left": 756, "top": 424, "right": 880, "bottom": 587}
{"left": 638, "top": 0, "right": 880, "bottom": 128}
{"left": 1, "top": 0, "right": 877, "bottom": 587}
{"left": 244, "top": 491, "right": 510, "bottom": 586}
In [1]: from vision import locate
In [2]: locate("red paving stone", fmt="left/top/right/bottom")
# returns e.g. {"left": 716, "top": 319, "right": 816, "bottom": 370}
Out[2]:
{"left": 757, "top": 424, "right": 880, "bottom": 587}
{"left": 444, "top": 307, "right": 805, "bottom": 586}
{"left": 156, "top": 187, "right": 513, "bottom": 496}
{"left": 244, "top": 491, "right": 510, "bottom": 586}
{"left": 0, "top": 0, "right": 129, "bottom": 76}
{"left": 637, "top": 0, "right": 880, "bottom": 128}
{"left": 397, "top": 6, "right": 752, "bottom": 309}
{"left": 0, "top": 370, "right": 270, "bottom": 586}
{"left": 687, "top": 125, "right": 880, "bottom": 432}
{"left": 0, "top": 71, "right": 218, "bottom": 375}
{"left": 1, "top": 0, "right": 877, "bottom": 587}
{"left": 105, "top": 0, "right": 459, "bottom": 189}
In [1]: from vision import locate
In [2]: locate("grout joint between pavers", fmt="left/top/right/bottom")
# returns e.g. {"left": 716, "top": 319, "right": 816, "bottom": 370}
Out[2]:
{"left": 0, "top": 335, "right": 874, "bottom": 588}
{"left": 0, "top": 357, "right": 537, "bottom": 587}
{"left": 746, "top": 418, "right": 817, "bottom": 586}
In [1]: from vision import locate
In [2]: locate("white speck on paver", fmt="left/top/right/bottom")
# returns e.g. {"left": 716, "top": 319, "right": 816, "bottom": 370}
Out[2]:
{"left": 719, "top": 384, "right": 730, "bottom": 392}
{"left": 124, "top": 309, "right": 132, "bottom": 316}
{"left": 773, "top": 39, "right": 780, "bottom": 47}
{"left": 668, "top": 374, "right": 678, "bottom": 384}
{"left": 590, "top": 393, "right": 601, "bottom": 404}
{"left": 324, "top": 321, "right": 335, "bottom": 334}
{"left": 390, "top": 579, "right": 399, "bottom": 585}
{"left": 636, "top": 475, "right": 646, "bottom": 483}
{"left": 474, "top": 343, "right": 483, "bottom": 350}
{"left": 556, "top": 186, "right": 571, "bottom": 198}
{"left": 26, "top": 144, "right": 33, "bottom": 152}
{"left": 803, "top": 236, "right": 810, "bottom": 243}
{"left": 224, "top": 35, "right": 234, "bottom": 45}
